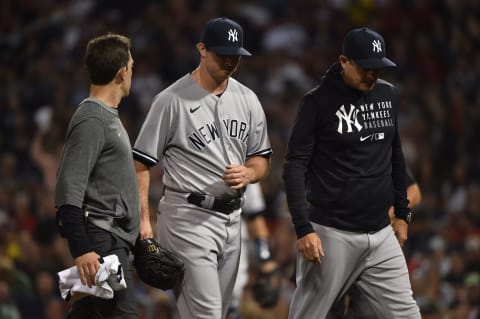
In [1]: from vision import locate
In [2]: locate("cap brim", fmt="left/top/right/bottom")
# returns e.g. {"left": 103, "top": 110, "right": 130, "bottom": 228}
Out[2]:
{"left": 208, "top": 46, "right": 252, "bottom": 56}
{"left": 356, "top": 57, "right": 396, "bottom": 69}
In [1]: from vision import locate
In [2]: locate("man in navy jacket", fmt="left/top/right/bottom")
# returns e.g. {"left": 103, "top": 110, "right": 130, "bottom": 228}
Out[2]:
{"left": 283, "top": 27, "right": 421, "bottom": 319}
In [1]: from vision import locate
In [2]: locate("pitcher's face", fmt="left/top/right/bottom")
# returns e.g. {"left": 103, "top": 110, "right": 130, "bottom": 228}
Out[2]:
{"left": 206, "top": 50, "right": 241, "bottom": 80}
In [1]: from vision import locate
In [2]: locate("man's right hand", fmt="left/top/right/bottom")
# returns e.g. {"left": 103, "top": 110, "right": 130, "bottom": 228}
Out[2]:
{"left": 75, "top": 251, "right": 101, "bottom": 288}
{"left": 297, "top": 232, "right": 324, "bottom": 264}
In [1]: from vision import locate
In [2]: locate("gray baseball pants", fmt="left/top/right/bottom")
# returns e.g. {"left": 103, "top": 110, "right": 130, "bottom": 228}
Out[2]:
{"left": 156, "top": 189, "right": 242, "bottom": 319}
{"left": 289, "top": 223, "right": 421, "bottom": 319}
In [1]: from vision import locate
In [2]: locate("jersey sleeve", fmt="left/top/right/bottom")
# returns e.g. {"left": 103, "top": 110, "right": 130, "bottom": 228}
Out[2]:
{"left": 246, "top": 94, "right": 272, "bottom": 158}
{"left": 133, "top": 93, "right": 176, "bottom": 167}
{"left": 55, "top": 116, "right": 105, "bottom": 208}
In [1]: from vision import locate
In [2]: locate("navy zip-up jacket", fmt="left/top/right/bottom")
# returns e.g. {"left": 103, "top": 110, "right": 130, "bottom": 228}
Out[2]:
{"left": 283, "top": 62, "right": 409, "bottom": 238}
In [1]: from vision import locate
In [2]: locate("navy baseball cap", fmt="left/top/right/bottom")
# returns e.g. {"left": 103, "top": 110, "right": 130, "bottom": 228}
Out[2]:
{"left": 342, "top": 27, "right": 396, "bottom": 69}
{"left": 200, "top": 17, "right": 252, "bottom": 56}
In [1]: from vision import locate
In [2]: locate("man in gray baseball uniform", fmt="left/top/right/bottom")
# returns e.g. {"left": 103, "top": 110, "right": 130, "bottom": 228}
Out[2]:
{"left": 133, "top": 17, "right": 272, "bottom": 319}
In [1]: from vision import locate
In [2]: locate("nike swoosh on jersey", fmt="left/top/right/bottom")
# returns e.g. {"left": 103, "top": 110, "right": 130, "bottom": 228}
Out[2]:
{"left": 190, "top": 105, "right": 201, "bottom": 113}
{"left": 360, "top": 135, "right": 372, "bottom": 141}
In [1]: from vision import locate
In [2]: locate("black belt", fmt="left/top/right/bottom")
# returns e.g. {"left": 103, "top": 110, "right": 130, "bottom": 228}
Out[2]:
{"left": 187, "top": 193, "right": 243, "bottom": 214}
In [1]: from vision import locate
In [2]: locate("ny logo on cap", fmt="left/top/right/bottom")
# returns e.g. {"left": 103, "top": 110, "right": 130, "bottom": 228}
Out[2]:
{"left": 372, "top": 39, "right": 382, "bottom": 53}
{"left": 228, "top": 28, "right": 238, "bottom": 42}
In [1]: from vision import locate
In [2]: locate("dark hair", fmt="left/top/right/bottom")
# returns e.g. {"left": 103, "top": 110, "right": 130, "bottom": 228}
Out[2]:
{"left": 85, "top": 34, "right": 131, "bottom": 85}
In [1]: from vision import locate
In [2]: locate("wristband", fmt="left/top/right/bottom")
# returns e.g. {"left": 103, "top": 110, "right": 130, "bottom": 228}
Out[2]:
{"left": 395, "top": 211, "right": 412, "bottom": 224}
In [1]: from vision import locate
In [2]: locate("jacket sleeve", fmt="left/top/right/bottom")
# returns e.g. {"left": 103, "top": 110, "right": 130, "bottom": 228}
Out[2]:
{"left": 391, "top": 103, "right": 410, "bottom": 218}
{"left": 282, "top": 93, "right": 318, "bottom": 238}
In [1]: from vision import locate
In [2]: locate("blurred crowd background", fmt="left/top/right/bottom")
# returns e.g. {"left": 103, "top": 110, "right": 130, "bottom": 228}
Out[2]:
{"left": 1, "top": 0, "right": 479, "bottom": 318}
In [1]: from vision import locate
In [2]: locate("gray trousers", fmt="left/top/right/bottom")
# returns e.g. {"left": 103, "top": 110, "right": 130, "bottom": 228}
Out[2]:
{"left": 157, "top": 189, "right": 242, "bottom": 319}
{"left": 289, "top": 224, "right": 421, "bottom": 319}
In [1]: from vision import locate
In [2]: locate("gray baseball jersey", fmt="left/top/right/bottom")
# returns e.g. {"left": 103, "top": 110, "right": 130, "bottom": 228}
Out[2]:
{"left": 133, "top": 73, "right": 272, "bottom": 197}
{"left": 133, "top": 73, "right": 271, "bottom": 319}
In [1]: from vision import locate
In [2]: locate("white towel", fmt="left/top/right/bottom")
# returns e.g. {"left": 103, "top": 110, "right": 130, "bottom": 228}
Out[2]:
{"left": 57, "top": 254, "right": 127, "bottom": 302}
